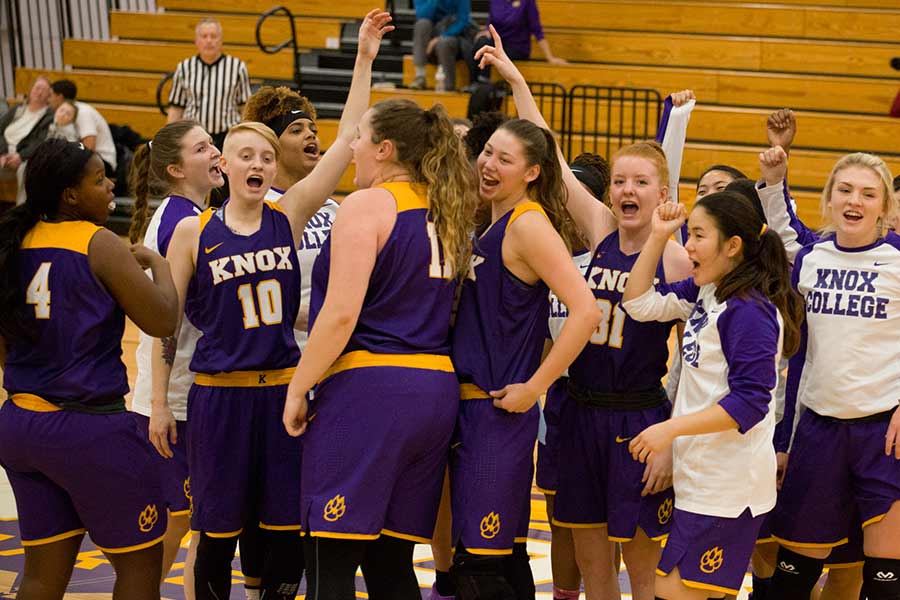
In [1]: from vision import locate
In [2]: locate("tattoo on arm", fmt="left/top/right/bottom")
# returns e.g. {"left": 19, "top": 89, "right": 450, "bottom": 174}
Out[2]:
{"left": 161, "top": 336, "right": 177, "bottom": 367}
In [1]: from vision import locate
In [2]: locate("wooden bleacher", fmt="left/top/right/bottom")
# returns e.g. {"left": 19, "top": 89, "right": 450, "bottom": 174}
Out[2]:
{"left": 10, "top": 0, "right": 900, "bottom": 227}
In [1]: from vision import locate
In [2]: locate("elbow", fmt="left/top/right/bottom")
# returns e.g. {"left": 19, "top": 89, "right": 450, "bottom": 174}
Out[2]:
{"left": 145, "top": 300, "right": 179, "bottom": 338}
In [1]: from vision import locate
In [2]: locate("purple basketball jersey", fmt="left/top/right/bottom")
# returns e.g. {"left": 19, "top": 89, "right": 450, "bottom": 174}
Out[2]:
{"left": 451, "top": 202, "right": 550, "bottom": 393}
{"left": 186, "top": 201, "right": 301, "bottom": 374}
{"left": 309, "top": 182, "right": 458, "bottom": 356}
{"left": 3, "top": 221, "right": 128, "bottom": 403}
{"left": 568, "top": 230, "right": 675, "bottom": 393}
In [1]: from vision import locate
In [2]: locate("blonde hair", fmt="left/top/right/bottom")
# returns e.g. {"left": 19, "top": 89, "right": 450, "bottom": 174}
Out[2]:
{"left": 611, "top": 141, "right": 670, "bottom": 199}
{"left": 224, "top": 122, "right": 281, "bottom": 161}
{"left": 820, "top": 153, "right": 894, "bottom": 233}
{"left": 369, "top": 99, "right": 477, "bottom": 281}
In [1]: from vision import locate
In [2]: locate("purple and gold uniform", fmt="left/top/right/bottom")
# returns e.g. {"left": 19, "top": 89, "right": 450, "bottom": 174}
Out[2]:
{"left": 301, "top": 182, "right": 459, "bottom": 542}
{"left": 450, "top": 201, "right": 549, "bottom": 555}
{"left": 553, "top": 230, "right": 675, "bottom": 542}
{"left": 0, "top": 221, "right": 166, "bottom": 552}
{"left": 186, "top": 201, "right": 302, "bottom": 536}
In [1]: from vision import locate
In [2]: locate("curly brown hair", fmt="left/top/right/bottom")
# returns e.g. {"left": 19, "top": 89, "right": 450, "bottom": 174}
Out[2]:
{"left": 242, "top": 86, "right": 317, "bottom": 124}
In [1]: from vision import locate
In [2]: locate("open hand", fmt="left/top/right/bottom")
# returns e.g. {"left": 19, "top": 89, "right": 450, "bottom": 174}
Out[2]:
{"left": 357, "top": 9, "right": 394, "bottom": 61}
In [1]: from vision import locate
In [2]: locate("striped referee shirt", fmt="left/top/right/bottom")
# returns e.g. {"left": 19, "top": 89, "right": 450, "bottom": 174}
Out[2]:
{"left": 168, "top": 54, "right": 250, "bottom": 135}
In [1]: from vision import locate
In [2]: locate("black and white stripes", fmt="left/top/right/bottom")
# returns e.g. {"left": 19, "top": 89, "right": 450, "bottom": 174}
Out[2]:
{"left": 168, "top": 54, "right": 251, "bottom": 136}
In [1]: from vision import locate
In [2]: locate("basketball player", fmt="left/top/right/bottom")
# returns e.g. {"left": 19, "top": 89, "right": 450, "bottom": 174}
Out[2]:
{"left": 0, "top": 138, "right": 179, "bottom": 600}
{"left": 282, "top": 99, "right": 477, "bottom": 600}
{"left": 757, "top": 147, "right": 900, "bottom": 600}
{"left": 127, "top": 120, "right": 223, "bottom": 599}
{"left": 623, "top": 194, "right": 804, "bottom": 600}
{"left": 160, "top": 11, "right": 394, "bottom": 598}
{"left": 480, "top": 31, "right": 696, "bottom": 600}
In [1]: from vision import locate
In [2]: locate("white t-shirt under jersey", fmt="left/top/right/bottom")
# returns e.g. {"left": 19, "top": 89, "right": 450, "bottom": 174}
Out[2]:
{"left": 624, "top": 282, "right": 782, "bottom": 519}
{"left": 266, "top": 186, "right": 339, "bottom": 350}
{"left": 132, "top": 196, "right": 203, "bottom": 421}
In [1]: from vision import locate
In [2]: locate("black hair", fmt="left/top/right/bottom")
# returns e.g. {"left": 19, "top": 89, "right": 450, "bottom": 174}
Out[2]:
{"left": 463, "top": 111, "right": 508, "bottom": 161}
{"left": 695, "top": 191, "right": 804, "bottom": 357}
{"left": 893, "top": 174, "right": 900, "bottom": 193}
{"left": 697, "top": 164, "right": 746, "bottom": 189}
{"left": 0, "top": 139, "right": 94, "bottom": 343}
{"left": 50, "top": 79, "right": 78, "bottom": 100}
{"left": 724, "top": 178, "right": 766, "bottom": 223}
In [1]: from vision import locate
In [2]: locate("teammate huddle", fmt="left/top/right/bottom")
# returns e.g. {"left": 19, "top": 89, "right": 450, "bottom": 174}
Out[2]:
{"left": 0, "top": 12, "right": 897, "bottom": 600}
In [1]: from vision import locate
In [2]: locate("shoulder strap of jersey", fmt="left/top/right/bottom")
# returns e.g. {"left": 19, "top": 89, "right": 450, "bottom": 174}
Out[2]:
{"left": 377, "top": 182, "right": 428, "bottom": 213}
{"left": 506, "top": 200, "right": 548, "bottom": 232}
{"left": 197, "top": 207, "right": 216, "bottom": 234}
{"left": 265, "top": 200, "right": 286, "bottom": 214}
{"left": 21, "top": 220, "right": 101, "bottom": 254}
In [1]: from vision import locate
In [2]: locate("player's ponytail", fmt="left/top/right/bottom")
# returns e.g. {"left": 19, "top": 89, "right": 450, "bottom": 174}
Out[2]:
{"left": 127, "top": 120, "right": 205, "bottom": 244}
{"left": 369, "top": 99, "right": 476, "bottom": 281}
{"left": 128, "top": 142, "right": 152, "bottom": 243}
{"left": 0, "top": 139, "right": 93, "bottom": 343}
{"left": 498, "top": 119, "right": 578, "bottom": 251}
{"left": 696, "top": 191, "right": 804, "bottom": 357}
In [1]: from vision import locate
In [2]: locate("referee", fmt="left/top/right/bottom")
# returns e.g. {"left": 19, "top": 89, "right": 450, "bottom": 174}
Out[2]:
{"left": 168, "top": 18, "right": 249, "bottom": 200}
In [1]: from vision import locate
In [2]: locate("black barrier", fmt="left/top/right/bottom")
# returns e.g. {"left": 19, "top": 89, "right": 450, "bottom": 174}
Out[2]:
{"left": 566, "top": 85, "right": 662, "bottom": 161}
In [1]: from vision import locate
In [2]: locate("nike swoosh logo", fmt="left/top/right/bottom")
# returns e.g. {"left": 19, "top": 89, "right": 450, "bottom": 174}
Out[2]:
{"left": 874, "top": 261, "right": 890, "bottom": 266}
{"left": 204, "top": 242, "right": 223, "bottom": 254}
{"left": 615, "top": 436, "right": 632, "bottom": 443}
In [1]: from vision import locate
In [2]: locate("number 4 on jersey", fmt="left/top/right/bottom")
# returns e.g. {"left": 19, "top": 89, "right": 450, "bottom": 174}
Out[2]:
{"left": 26, "top": 262, "right": 52, "bottom": 319}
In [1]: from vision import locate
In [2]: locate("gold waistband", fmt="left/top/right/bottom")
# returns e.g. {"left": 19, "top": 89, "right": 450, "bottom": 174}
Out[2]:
{"left": 320, "top": 350, "right": 454, "bottom": 382}
{"left": 194, "top": 367, "right": 295, "bottom": 388}
{"left": 460, "top": 383, "right": 490, "bottom": 400}
{"left": 11, "top": 393, "right": 61, "bottom": 412}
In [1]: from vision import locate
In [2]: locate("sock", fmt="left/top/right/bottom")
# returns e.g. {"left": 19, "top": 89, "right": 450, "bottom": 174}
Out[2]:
{"left": 415, "top": 66, "right": 426, "bottom": 79}
{"left": 768, "top": 547, "right": 824, "bottom": 600}
{"left": 435, "top": 570, "right": 456, "bottom": 596}
{"left": 863, "top": 557, "right": 900, "bottom": 600}
{"left": 553, "top": 585, "right": 580, "bottom": 599}
{"left": 751, "top": 573, "right": 771, "bottom": 599}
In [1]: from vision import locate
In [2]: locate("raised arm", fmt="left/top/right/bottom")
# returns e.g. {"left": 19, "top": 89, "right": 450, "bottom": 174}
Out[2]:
{"left": 282, "top": 190, "right": 387, "bottom": 436}
{"left": 657, "top": 90, "right": 696, "bottom": 231}
{"left": 757, "top": 145, "right": 819, "bottom": 262}
{"left": 490, "top": 212, "right": 601, "bottom": 414}
{"left": 475, "top": 26, "right": 616, "bottom": 249}
{"left": 278, "top": 10, "right": 394, "bottom": 245}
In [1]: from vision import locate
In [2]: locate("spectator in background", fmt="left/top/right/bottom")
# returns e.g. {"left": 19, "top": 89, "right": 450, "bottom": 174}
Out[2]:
{"left": 167, "top": 18, "right": 250, "bottom": 152}
{"left": 410, "top": 0, "right": 475, "bottom": 91}
{"left": 0, "top": 76, "right": 52, "bottom": 204}
{"left": 47, "top": 100, "right": 80, "bottom": 142}
{"left": 469, "top": 0, "right": 566, "bottom": 85}
{"left": 49, "top": 80, "right": 118, "bottom": 178}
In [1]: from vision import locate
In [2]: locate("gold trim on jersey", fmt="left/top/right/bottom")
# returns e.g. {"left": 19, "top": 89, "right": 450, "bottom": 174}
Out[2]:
{"left": 464, "top": 546, "right": 514, "bottom": 556}
{"left": 265, "top": 200, "right": 286, "bottom": 213}
{"left": 21, "top": 221, "right": 101, "bottom": 254}
{"left": 460, "top": 383, "right": 490, "bottom": 400}
{"left": 21, "top": 528, "right": 87, "bottom": 546}
{"left": 95, "top": 533, "right": 166, "bottom": 554}
{"left": 381, "top": 528, "right": 431, "bottom": 544}
{"left": 320, "top": 350, "right": 454, "bottom": 382}
{"left": 377, "top": 181, "right": 428, "bottom": 213}
{"left": 654, "top": 569, "right": 739, "bottom": 596}
{"left": 259, "top": 522, "right": 302, "bottom": 531}
{"left": 197, "top": 207, "right": 216, "bottom": 234}
{"left": 11, "top": 393, "right": 62, "bottom": 412}
{"left": 193, "top": 367, "right": 295, "bottom": 387}
{"left": 771, "top": 535, "right": 849, "bottom": 549}
{"left": 505, "top": 201, "right": 548, "bottom": 232}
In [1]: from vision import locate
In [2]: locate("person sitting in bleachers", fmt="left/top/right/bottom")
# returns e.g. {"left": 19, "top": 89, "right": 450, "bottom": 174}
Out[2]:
{"left": 49, "top": 80, "right": 118, "bottom": 179}
{"left": 468, "top": 0, "right": 566, "bottom": 86}
{"left": 0, "top": 76, "right": 52, "bottom": 204}
{"left": 410, "top": 0, "right": 476, "bottom": 91}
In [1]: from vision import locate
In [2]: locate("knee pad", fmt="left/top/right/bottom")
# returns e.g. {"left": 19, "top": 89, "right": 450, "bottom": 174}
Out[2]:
{"left": 451, "top": 550, "right": 515, "bottom": 600}
{"left": 863, "top": 557, "right": 900, "bottom": 600}
{"left": 768, "top": 547, "right": 824, "bottom": 600}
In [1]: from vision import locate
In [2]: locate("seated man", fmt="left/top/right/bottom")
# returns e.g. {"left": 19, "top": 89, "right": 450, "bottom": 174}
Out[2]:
{"left": 411, "top": 0, "right": 475, "bottom": 91}
{"left": 49, "top": 80, "right": 117, "bottom": 178}
{"left": 0, "top": 76, "right": 52, "bottom": 204}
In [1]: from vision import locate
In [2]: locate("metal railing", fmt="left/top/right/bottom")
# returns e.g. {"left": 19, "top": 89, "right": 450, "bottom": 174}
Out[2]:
{"left": 155, "top": 71, "right": 173, "bottom": 116}
{"left": 255, "top": 5, "right": 301, "bottom": 88}
{"left": 566, "top": 85, "right": 662, "bottom": 161}
{"left": 498, "top": 80, "right": 568, "bottom": 151}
